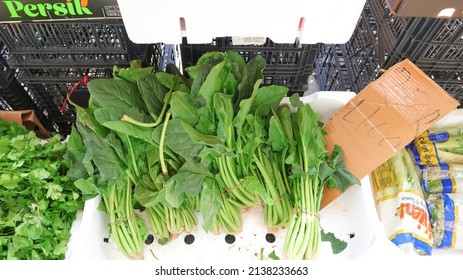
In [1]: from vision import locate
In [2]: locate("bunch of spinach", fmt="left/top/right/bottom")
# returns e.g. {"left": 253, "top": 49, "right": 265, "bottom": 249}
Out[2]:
{"left": 66, "top": 61, "right": 200, "bottom": 258}
{"left": 161, "top": 51, "right": 297, "bottom": 234}
{"left": 279, "top": 98, "right": 360, "bottom": 259}
{"left": 0, "top": 120, "right": 83, "bottom": 260}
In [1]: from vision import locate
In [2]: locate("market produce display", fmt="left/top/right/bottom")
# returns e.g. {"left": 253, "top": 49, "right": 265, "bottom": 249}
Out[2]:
{"left": 0, "top": 120, "right": 84, "bottom": 260}
{"left": 370, "top": 148, "right": 433, "bottom": 255}
{"left": 65, "top": 52, "right": 359, "bottom": 260}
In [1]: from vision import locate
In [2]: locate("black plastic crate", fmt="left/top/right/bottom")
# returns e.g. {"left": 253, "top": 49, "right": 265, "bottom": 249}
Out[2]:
{"left": 7, "top": 52, "right": 133, "bottom": 68}
{"left": 368, "top": 0, "right": 410, "bottom": 66}
{"left": 339, "top": 5, "right": 380, "bottom": 93}
{"left": 316, "top": 0, "right": 463, "bottom": 102}
{"left": 24, "top": 83, "right": 75, "bottom": 135}
{"left": 0, "top": 43, "right": 16, "bottom": 89}
{"left": 17, "top": 67, "right": 113, "bottom": 84}
{"left": 314, "top": 44, "right": 352, "bottom": 92}
{"left": 0, "top": 95, "right": 11, "bottom": 110}
{"left": 181, "top": 37, "right": 319, "bottom": 94}
{"left": 0, "top": 20, "right": 131, "bottom": 54}
{"left": 6, "top": 44, "right": 156, "bottom": 69}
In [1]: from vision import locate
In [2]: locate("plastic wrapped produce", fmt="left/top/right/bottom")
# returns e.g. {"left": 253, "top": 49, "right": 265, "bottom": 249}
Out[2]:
{"left": 420, "top": 163, "right": 463, "bottom": 194}
{"left": 371, "top": 148, "right": 433, "bottom": 255}
{"left": 427, "top": 193, "right": 463, "bottom": 250}
{"left": 410, "top": 128, "right": 463, "bottom": 166}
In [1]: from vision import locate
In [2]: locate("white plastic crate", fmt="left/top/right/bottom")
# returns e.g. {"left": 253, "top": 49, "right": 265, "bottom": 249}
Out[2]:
{"left": 66, "top": 91, "right": 405, "bottom": 260}
{"left": 116, "top": 0, "right": 367, "bottom": 44}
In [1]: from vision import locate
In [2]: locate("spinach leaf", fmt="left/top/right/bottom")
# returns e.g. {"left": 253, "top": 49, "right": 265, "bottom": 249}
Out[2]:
{"left": 113, "top": 60, "right": 153, "bottom": 84}
{"left": 134, "top": 174, "right": 166, "bottom": 208}
{"left": 187, "top": 52, "right": 226, "bottom": 97}
{"left": 252, "top": 85, "right": 288, "bottom": 117}
{"left": 179, "top": 120, "right": 231, "bottom": 155}
{"left": 87, "top": 78, "right": 148, "bottom": 113}
{"left": 94, "top": 107, "right": 155, "bottom": 145}
{"left": 234, "top": 55, "right": 266, "bottom": 110}
{"left": 164, "top": 161, "right": 212, "bottom": 207}
{"left": 321, "top": 228, "right": 348, "bottom": 254}
{"left": 200, "top": 177, "right": 223, "bottom": 232}
{"left": 170, "top": 91, "right": 199, "bottom": 127}
{"left": 137, "top": 74, "right": 167, "bottom": 119}
{"left": 327, "top": 145, "right": 361, "bottom": 192}
{"left": 64, "top": 127, "right": 94, "bottom": 180}
{"left": 77, "top": 122, "right": 126, "bottom": 182}
{"left": 152, "top": 118, "right": 204, "bottom": 161}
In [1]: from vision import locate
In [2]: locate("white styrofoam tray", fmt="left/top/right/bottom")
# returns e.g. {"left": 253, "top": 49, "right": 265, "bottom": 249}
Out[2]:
{"left": 116, "top": 0, "right": 367, "bottom": 44}
{"left": 67, "top": 91, "right": 410, "bottom": 260}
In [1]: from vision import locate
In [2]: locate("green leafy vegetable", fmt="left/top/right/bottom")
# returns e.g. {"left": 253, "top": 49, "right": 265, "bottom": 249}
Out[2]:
{"left": 320, "top": 229, "right": 348, "bottom": 254}
{"left": 0, "top": 120, "right": 84, "bottom": 260}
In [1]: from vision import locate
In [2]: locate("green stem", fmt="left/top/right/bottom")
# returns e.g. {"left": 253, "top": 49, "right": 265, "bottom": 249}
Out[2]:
{"left": 146, "top": 206, "right": 169, "bottom": 243}
{"left": 121, "top": 115, "right": 160, "bottom": 128}
{"left": 159, "top": 110, "right": 172, "bottom": 174}
{"left": 115, "top": 184, "right": 137, "bottom": 256}
{"left": 126, "top": 177, "right": 144, "bottom": 255}
{"left": 121, "top": 91, "right": 173, "bottom": 128}
{"left": 126, "top": 135, "right": 140, "bottom": 178}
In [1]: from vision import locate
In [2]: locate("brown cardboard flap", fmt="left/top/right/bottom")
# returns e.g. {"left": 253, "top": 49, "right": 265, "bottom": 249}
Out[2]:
{"left": 386, "top": 0, "right": 463, "bottom": 18}
{"left": 0, "top": 110, "right": 50, "bottom": 139}
{"left": 321, "top": 59, "right": 459, "bottom": 208}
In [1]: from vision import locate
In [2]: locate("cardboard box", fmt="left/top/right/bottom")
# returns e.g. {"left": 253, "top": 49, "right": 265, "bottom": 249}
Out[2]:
{"left": 386, "top": 0, "right": 463, "bottom": 18}
{"left": 0, "top": 110, "right": 50, "bottom": 139}
{"left": 320, "top": 59, "right": 459, "bottom": 208}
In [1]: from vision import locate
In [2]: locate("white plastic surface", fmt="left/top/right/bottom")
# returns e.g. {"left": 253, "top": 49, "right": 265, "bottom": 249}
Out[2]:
{"left": 67, "top": 91, "right": 408, "bottom": 260}
{"left": 116, "top": 0, "right": 367, "bottom": 44}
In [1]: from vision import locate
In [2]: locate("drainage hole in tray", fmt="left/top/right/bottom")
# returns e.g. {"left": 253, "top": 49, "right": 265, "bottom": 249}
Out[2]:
{"left": 103, "top": 237, "right": 109, "bottom": 243}
{"left": 145, "top": 234, "right": 155, "bottom": 245}
{"left": 225, "top": 234, "right": 236, "bottom": 244}
{"left": 348, "top": 233, "right": 355, "bottom": 239}
{"left": 184, "top": 234, "right": 195, "bottom": 245}
{"left": 265, "top": 233, "right": 276, "bottom": 243}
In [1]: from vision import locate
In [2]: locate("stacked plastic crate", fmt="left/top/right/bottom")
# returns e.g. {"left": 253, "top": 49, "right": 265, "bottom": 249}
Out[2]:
{"left": 181, "top": 37, "right": 320, "bottom": 95}
{"left": 0, "top": 20, "right": 157, "bottom": 135}
{"left": 0, "top": 42, "right": 50, "bottom": 125}
{"left": 315, "top": 0, "right": 463, "bottom": 105}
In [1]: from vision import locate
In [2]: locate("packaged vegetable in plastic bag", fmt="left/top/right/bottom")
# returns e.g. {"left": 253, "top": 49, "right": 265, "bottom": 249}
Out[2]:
{"left": 371, "top": 148, "right": 433, "bottom": 255}
{"left": 427, "top": 193, "right": 463, "bottom": 250}
{"left": 410, "top": 127, "right": 463, "bottom": 166}
{"left": 421, "top": 163, "right": 463, "bottom": 194}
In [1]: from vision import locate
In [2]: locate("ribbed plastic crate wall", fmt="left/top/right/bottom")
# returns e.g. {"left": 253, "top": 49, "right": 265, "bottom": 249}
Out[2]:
{"left": 315, "top": 0, "right": 463, "bottom": 105}
{"left": 0, "top": 21, "right": 130, "bottom": 53}
{"left": 0, "top": 42, "right": 55, "bottom": 130}
{"left": 0, "top": 20, "right": 161, "bottom": 135}
{"left": 181, "top": 37, "right": 319, "bottom": 94}
{"left": 314, "top": 44, "right": 351, "bottom": 91}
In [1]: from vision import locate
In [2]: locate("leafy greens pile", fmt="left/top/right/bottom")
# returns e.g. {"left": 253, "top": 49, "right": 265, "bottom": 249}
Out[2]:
{"left": 66, "top": 52, "right": 359, "bottom": 260}
{"left": 0, "top": 120, "right": 83, "bottom": 260}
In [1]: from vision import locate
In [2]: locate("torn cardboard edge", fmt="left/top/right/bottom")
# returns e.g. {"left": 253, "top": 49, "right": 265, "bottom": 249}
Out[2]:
{"left": 386, "top": 0, "right": 463, "bottom": 18}
{"left": 0, "top": 110, "right": 51, "bottom": 139}
{"left": 320, "top": 58, "right": 459, "bottom": 208}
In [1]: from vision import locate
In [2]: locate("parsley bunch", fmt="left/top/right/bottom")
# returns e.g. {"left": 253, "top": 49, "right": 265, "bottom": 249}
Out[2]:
{"left": 0, "top": 120, "right": 83, "bottom": 260}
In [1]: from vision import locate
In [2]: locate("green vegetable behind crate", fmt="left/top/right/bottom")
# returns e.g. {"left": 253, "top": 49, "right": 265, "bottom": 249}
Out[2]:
{"left": 0, "top": 120, "right": 84, "bottom": 260}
